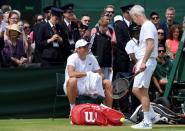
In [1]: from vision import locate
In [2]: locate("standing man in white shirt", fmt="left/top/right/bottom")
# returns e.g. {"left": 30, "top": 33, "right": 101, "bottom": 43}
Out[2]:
{"left": 129, "top": 5, "right": 160, "bottom": 129}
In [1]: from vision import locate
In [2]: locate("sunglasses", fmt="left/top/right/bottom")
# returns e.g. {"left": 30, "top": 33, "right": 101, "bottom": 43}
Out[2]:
{"left": 158, "top": 32, "right": 164, "bottom": 35}
{"left": 152, "top": 16, "right": 159, "bottom": 20}
{"left": 158, "top": 50, "right": 165, "bottom": 53}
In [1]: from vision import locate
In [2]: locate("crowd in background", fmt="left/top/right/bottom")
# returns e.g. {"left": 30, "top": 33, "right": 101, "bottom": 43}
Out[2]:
{"left": 0, "top": 3, "right": 184, "bottom": 113}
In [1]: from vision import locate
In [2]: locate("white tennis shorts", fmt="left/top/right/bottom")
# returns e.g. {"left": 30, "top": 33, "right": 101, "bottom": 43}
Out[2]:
{"left": 133, "top": 58, "right": 157, "bottom": 88}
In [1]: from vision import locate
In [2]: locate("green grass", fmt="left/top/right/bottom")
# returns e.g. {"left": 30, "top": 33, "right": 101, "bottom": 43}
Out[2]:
{"left": 0, "top": 118, "right": 185, "bottom": 131}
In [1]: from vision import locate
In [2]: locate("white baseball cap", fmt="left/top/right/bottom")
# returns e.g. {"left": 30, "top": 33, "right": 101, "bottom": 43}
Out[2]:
{"left": 75, "top": 39, "right": 89, "bottom": 49}
{"left": 114, "top": 15, "right": 123, "bottom": 23}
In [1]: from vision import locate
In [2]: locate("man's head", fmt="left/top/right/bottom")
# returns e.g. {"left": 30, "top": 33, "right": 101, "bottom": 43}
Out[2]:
{"left": 157, "top": 28, "right": 165, "bottom": 41}
{"left": 81, "top": 15, "right": 91, "bottom": 27}
{"left": 165, "top": 7, "right": 175, "bottom": 24}
{"left": 75, "top": 39, "right": 90, "bottom": 59}
{"left": 50, "top": 7, "right": 63, "bottom": 25}
{"left": 120, "top": 4, "right": 134, "bottom": 21}
{"left": 158, "top": 44, "right": 166, "bottom": 58}
{"left": 60, "top": 3, "right": 74, "bottom": 21}
{"left": 104, "top": 5, "right": 115, "bottom": 20}
{"left": 114, "top": 15, "right": 123, "bottom": 23}
{"left": 129, "top": 5, "right": 146, "bottom": 25}
{"left": 129, "top": 24, "right": 140, "bottom": 39}
{"left": 150, "top": 11, "right": 160, "bottom": 26}
{"left": 43, "top": 5, "right": 54, "bottom": 21}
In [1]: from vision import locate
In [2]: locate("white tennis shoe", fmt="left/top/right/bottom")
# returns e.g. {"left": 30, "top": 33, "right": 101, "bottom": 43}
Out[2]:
{"left": 131, "top": 121, "right": 152, "bottom": 129}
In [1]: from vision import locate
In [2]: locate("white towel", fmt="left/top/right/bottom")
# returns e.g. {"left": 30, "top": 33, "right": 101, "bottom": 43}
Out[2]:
{"left": 77, "top": 71, "right": 105, "bottom": 98}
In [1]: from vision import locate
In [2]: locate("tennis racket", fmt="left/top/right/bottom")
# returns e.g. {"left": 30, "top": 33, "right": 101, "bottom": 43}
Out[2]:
{"left": 111, "top": 73, "right": 139, "bottom": 99}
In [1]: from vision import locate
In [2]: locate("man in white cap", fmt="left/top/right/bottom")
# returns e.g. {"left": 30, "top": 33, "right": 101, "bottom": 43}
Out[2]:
{"left": 63, "top": 39, "right": 112, "bottom": 113}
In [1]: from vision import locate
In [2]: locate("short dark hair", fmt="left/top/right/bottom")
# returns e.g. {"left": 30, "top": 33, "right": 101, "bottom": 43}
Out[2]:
{"left": 150, "top": 11, "right": 159, "bottom": 18}
{"left": 158, "top": 44, "right": 166, "bottom": 51}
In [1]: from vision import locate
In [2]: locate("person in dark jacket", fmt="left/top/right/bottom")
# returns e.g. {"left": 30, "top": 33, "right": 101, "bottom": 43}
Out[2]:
{"left": 114, "top": 4, "right": 134, "bottom": 76}
{"left": 36, "top": 7, "right": 64, "bottom": 67}
{"left": 60, "top": 3, "right": 80, "bottom": 60}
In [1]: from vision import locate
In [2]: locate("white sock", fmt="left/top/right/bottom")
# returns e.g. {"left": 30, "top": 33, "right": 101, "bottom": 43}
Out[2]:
{"left": 149, "top": 105, "right": 156, "bottom": 118}
{"left": 70, "top": 104, "right": 75, "bottom": 111}
{"left": 143, "top": 112, "right": 151, "bottom": 123}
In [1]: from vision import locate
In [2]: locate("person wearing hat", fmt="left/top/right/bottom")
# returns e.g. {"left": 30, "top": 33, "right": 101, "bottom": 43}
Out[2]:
{"left": 129, "top": 5, "right": 160, "bottom": 129}
{"left": 1, "top": 24, "right": 27, "bottom": 67}
{"left": 32, "top": 6, "right": 54, "bottom": 63}
{"left": 63, "top": 39, "right": 112, "bottom": 114}
{"left": 114, "top": 4, "right": 134, "bottom": 78}
{"left": 60, "top": 3, "right": 80, "bottom": 60}
{"left": 43, "top": 5, "right": 54, "bottom": 22}
{"left": 36, "top": 7, "right": 64, "bottom": 67}
{"left": 125, "top": 24, "right": 140, "bottom": 64}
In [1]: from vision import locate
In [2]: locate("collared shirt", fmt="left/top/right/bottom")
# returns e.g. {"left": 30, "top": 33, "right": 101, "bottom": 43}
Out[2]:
{"left": 154, "top": 56, "right": 173, "bottom": 80}
{"left": 125, "top": 38, "right": 140, "bottom": 60}
{"left": 48, "top": 20, "right": 55, "bottom": 28}
{"left": 64, "top": 18, "right": 71, "bottom": 27}
{"left": 123, "top": 18, "right": 130, "bottom": 27}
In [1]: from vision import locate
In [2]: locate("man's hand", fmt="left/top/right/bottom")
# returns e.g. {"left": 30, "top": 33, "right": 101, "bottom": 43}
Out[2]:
{"left": 139, "top": 62, "right": 147, "bottom": 72}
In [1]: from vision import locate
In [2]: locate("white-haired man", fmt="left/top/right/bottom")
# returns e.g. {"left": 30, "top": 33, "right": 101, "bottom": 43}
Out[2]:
{"left": 63, "top": 39, "right": 112, "bottom": 113}
{"left": 129, "top": 5, "right": 160, "bottom": 129}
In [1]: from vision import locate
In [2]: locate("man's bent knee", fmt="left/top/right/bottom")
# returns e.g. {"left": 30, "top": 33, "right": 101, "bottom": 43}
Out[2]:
{"left": 68, "top": 77, "right": 77, "bottom": 85}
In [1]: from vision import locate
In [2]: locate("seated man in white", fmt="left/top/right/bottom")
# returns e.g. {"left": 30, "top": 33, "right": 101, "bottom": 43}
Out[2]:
{"left": 63, "top": 39, "right": 112, "bottom": 112}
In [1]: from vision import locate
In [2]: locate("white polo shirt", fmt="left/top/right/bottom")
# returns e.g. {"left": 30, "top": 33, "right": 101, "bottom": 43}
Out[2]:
{"left": 125, "top": 38, "right": 140, "bottom": 60}
{"left": 136, "top": 20, "right": 158, "bottom": 60}
{"left": 63, "top": 53, "right": 100, "bottom": 93}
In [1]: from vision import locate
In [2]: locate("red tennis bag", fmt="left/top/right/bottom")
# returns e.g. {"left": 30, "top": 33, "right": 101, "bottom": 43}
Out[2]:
{"left": 71, "top": 103, "right": 125, "bottom": 126}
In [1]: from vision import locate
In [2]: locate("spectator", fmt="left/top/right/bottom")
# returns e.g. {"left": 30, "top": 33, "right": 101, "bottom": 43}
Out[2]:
{"left": 165, "top": 24, "right": 182, "bottom": 59}
{"left": 157, "top": 28, "right": 166, "bottom": 46}
{"left": 36, "top": 7, "right": 64, "bottom": 67}
{"left": 114, "top": 4, "right": 134, "bottom": 76}
{"left": 63, "top": 39, "right": 112, "bottom": 113}
{"left": 43, "top": 5, "right": 54, "bottom": 22}
{"left": 60, "top": 3, "right": 80, "bottom": 59}
{"left": 104, "top": 5, "right": 115, "bottom": 29}
{"left": 81, "top": 15, "right": 91, "bottom": 27}
{"left": 23, "top": 21, "right": 33, "bottom": 62}
{"left": 0, "top": 9, "right": 6, "bottom": 38}
{"left": 4, "top": 11, "right": 20, "bottom": 41}
{"left": 150, "top": 11, "right": 160, "bottom": 29}
{"left": 1, "top": 24, "right": 27, "bottom": 67}
{"left": 125, "top": 24, "right": 140, "bottom": 65}
{"left": 91, "top": 11, "right": 116, "bottom": 45}
{"left": 1, "top": 4, "right": 12, "bottom": 13}
{"left": 160, "top": 7, "right": 179, "bottom": 37}
{"left": 8, "top": 11, "right": 20, "bottom": 25}
{"left": 152, "top": 44, "right": 173, "bottom": 94}
{"left": 90, "top": 18, "right": 113, "bottom": 81}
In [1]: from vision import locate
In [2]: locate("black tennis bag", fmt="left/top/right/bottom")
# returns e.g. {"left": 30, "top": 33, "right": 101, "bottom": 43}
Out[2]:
{"left": 130, "top": 102, "right": 185, "bottom": 124}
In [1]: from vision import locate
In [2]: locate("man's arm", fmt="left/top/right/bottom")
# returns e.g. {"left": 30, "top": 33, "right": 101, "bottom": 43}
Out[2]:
{"left": 67, "top": 65, "right": 87, "bottom": 78}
